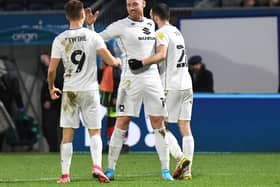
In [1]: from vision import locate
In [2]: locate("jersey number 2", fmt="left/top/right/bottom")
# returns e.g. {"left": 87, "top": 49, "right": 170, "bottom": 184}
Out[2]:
{"left": 71, "top": 50, "right": 86, "bottom": 73}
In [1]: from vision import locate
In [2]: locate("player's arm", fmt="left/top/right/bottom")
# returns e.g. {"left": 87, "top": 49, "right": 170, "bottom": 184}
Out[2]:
{"left": 98, "top": 48, "right": 120, "bottom": 67}
{"left": 143, "top": 45, "right": 167, "bottom": 65}
{"left": 85, "top": 8, "right": 119, "bottom": 41}
{"left": 48, "top": 58, "right": 62, "bottom": 100}
{"left": 128, "top": 45, "right": 167, "bottom": 70}
{"left": 85, "top": 8, "right": 99, "bottom": 30}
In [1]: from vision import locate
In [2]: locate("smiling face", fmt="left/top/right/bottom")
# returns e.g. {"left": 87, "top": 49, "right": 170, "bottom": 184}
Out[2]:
{"left": 126, "top": 0, "right": 145, "bottom": 20}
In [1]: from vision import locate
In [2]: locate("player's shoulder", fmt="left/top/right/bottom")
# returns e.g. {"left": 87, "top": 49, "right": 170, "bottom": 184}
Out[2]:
{"left": 111, "top": 17, "right": 128, "bottom": 26}
{"left": 155, "top": 25, "right": 170, "bottom": 39}
{"left": 143, "top": 17, "right": 155, "bottom": 27}
{"left": 53, "top": 30, "right": 68, "bottom": 42}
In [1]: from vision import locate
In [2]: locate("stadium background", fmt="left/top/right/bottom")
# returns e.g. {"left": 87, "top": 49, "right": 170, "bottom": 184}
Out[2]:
{"left": 0, "top": 0, "right": 280, "bottom": 153}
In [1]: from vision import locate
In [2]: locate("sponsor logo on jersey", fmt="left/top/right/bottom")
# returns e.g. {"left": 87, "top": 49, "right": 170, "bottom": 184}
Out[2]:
{"left": 138, "top": 36, "right": 156, "bottom": 40}
{"left": 142, "top": 27, "right": 151, "bottom": 35}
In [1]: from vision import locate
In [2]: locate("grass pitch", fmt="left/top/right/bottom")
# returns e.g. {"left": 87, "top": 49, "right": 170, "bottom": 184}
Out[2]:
{"left": 0, "top": 153, "right": 280, "bottom": 187}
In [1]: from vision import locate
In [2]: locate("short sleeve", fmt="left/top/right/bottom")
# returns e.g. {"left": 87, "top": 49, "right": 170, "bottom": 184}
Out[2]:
{"left": 51, "top": 37, "right": 63, "bottom": 59}
{"left": 94, "top": 33, "right": 107, "bottom": 50}
{"left": 156, "top": 31, "right": 169, "bottom": 47}
{"left": 99, "top": 21, "right": 120, "bottom": 41}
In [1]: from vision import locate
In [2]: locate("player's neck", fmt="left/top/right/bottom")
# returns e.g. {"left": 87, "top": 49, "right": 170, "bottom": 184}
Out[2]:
{"left": 69, "top": 20, "right": 83, "bottom": 30}
{"left": 157, "top": 20, "right": 170, "bottom": 29}
{"left": 128, "top": 15, "right": 144, "bottom": 22}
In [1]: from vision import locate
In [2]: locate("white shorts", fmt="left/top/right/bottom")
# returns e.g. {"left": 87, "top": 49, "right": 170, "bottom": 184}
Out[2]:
{"left": 165, "top": 89, "right": 193, "bottom": 123}
{"left": 116, "top": 75, "right": 167, "bottom": 117}
{"left": 60, "top": 90, "right": 101, "bottom": 129}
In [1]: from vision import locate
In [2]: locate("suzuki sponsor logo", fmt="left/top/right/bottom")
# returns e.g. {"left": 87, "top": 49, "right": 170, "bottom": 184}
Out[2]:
{"left": 12, "top": 32, "right": 38, "bottom": 43}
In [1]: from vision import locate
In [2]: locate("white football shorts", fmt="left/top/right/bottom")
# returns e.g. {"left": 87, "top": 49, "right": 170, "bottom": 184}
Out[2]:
{"left": 60, "top": 90, "right": 101, "bottom": 129}
{"left": 116, "top": 75, "right": 167, "bottom": 117}
{"left": 165, "top": 89, "right": 193, "bottom": 123}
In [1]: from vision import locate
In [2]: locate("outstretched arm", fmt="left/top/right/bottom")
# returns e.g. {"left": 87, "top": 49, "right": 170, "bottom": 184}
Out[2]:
{"left": 97, "top": 48, "right": 120, "bottom": 67}
{"left": 128, "top": 45, "right": 167, "bottom": 70}
{"left": 143, "top": 45, "right": 167, "bottom": 65}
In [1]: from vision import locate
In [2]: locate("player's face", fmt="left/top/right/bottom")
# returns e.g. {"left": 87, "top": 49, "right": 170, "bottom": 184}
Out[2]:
{"left": 150, "top": 10, "right": 159, "bottom": 29}
{"left": 127, "top": 0, "right": 145, "bottom": 20}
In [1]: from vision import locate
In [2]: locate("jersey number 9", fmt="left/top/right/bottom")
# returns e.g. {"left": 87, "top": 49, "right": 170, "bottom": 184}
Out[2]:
{"left": 71, "top": 50, "right": 86, "bottom": 73}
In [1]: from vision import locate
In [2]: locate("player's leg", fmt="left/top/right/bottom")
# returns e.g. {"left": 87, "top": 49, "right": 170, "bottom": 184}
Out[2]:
{"left": 178, "top": 89, "right": 194, "bottom": 180}
{"left": 57, "top": 128, "right": 74, "bottom": 184}
{"left": 105, "top": 116, "right": 130, "bottom": 180}
{"left": 164, "top": 91, "right": 185, "bottom": 161}
{"left": 178, "top": 120, "right": 194, "bottom": 179}
{"left": 143, "top": 75, "right": 173, "bottom": 181}
{"left": 150, "top": 116, "right": 173, "bottom": 181}
{"left": 87, "top": 128, "right": 109, "bottom": 183}
{"left": 105, "top": 78, "right": 141, "bottom": 180}
{"left": 165, "top": 127, "right": 184, "bottom": 161}
{"left": 165, "top": 125, "right": 190, "bottom": 179}
{"left": 106, "top": 107, "right": 116, "bottom": 152}
{"left": 57, "top": 92, "right": 79, "bottom": 184}
{"left": 80, "top": 90, "right": 109, "bottom": 183}
{"left": 165, "top": 90, "right": 190, "bottom": 179}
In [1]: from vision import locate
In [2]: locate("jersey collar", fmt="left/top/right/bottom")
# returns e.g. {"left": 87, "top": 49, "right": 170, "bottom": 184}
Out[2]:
{"left": 127, "top": 16, "right": 144, "bottom": 22}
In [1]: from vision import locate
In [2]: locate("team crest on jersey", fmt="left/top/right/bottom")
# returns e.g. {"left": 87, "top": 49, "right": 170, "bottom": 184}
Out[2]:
{"left": 119, "top": 104, "right": 125, "bottom": 112}
{"left": 147, "top": 22, "right": 153, "bottom": 27}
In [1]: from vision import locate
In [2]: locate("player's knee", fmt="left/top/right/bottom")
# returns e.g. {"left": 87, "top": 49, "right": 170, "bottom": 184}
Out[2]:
{"left": 178, "top": 120, "right": 192, "bottom": 136}
{"left": 149, "top": 116, "right": 164, "bottom": 129}
{"left": 115, "top": 116, "right": 130, "bottom": 130}
{"left": 61, "top": 137, "right": 73, "bottom": 144}
{"left": 88, "top": 128, "right": 100, "bottom": 136}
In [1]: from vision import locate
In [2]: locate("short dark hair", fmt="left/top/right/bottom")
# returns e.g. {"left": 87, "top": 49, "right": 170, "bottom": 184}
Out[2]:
{"left": 151, "top": 3, "right": 170, "bottom": 20}
{"left": 64, "top": 0, "right": 84, "bottom": 21}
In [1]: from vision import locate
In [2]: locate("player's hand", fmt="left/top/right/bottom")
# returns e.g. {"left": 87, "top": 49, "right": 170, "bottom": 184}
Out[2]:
{"left": 128, "top": 59, "right": 143, "bottom": 70}
{"left": 49, "top": 87, "right": 62, "bottom": 100}
{"left": 85, "top": 8, "right": 99, "bottom": 25}
{"left": 114, "top": 58, "right": 121, "bottom": 67}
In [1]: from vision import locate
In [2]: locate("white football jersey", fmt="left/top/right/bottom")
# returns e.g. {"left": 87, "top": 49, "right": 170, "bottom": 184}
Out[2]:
{"left": 99, "top": 17, "right": 158, "bottom": 77}
{"left": 51, "top": 27, "right": 106, "bottom": 91}
{"left": 156, "top": 24, "right": 192, "bottom": 90}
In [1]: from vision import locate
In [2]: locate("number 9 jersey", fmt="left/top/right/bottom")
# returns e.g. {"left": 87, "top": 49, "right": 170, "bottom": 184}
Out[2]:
{"left": 51, "top": 27, "right": 106, "bottom": 91}
{"left": 156, "top": 25, "right": 192, "bottom": 91}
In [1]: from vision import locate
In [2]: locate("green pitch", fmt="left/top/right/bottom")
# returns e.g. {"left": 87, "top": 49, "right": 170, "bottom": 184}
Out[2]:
{"left": 0, "top": 153, "right": 280, "bottom": 187}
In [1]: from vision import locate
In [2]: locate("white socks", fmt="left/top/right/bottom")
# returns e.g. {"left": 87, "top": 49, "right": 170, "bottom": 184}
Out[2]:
{"left": 61, "top": 143, "right": 73, "bottom": 175}
{"left": 166, "top": 131, "right": 184, "bottom": 161}
{"left": 183, "top": 136, "right": 194, "bottom": 173}
{"left": 108, "top": 128, "right": 127, "bottom": 170}
{"left": 89, "top": 135, "right": 103, "bottom": 167}
{"left": 154, "top": 128, "right": 169, "bottom": 170}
